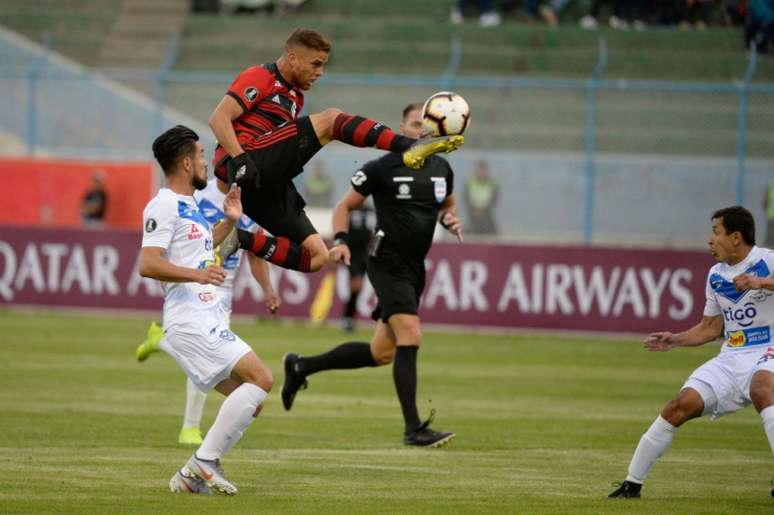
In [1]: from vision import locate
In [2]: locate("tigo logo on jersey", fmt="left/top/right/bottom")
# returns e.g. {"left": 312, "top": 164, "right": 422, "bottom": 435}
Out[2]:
{"left": 188, "top": 225, "right": 203, "bottom": 240}
{"left": 722, "top": 302, "right": 757, "bottom": 327}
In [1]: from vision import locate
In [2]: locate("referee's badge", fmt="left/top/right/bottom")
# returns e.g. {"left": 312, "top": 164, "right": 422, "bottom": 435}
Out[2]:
{"left": 432, "top": 178, "right": 447, "bottom": 203}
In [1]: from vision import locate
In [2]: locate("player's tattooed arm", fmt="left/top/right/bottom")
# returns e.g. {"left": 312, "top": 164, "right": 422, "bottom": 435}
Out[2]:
{"left": 329, "top": 187, "right": 367, "bottom": 266}
{"left": 139, "top": 247, "right": 226, "bottom": 286}
{"left": 643, "top": 315, "right": 724, "bottom": 352}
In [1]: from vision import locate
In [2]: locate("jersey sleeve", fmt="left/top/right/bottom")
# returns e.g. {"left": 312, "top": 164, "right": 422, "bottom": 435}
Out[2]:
{"left": 226, "top": 66, "right": 273, "bottom": 113}
{"left": 703, "top": 269, "right": 721, "bottom": 317}
{"left": 141, "top": 197, "right": 177, "bottom": 250}
{"left": 350, "top": 160, "right": 379, "bottom": 197}
{"left": 446, "top": 162, "right": 455, "bottom": 197}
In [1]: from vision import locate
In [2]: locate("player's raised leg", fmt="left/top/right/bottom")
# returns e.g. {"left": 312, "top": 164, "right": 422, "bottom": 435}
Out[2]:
{"left": 187, "top": 350, "right": 272, "bottom": 496}
{"left": 310, "top": 107, "right": 464, "bottom": 170}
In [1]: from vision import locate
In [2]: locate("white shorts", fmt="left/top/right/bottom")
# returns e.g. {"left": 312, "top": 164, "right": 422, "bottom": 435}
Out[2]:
{"left": 682, "top": 345, "right": 774, "bottom": 419}
{"left": 160, "top": 314, "right": 251, "bottom": 392}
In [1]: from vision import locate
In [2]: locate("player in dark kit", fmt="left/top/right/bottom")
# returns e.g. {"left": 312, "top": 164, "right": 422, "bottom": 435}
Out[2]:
{"left": 281, "top": 103, "right": 463, "bottom": 447}
{"left": 209, "top": 28, "right": 464, "bottom": 275}
{"left": 340, "top": 203, "right": 376, "bottom": 332}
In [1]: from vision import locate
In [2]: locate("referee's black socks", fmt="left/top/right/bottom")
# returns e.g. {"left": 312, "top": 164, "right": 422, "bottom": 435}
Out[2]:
{"left": 332, "top": 113, "right": 415, "bottom": 154}
{"left": 237, "top": 229, "right": 311, "bottom": 273}
{"left": 296, "top": 342, "right": 377, "bottom": 376}
{"left": 394, "top": 345, "right": 421, "bottom": 434}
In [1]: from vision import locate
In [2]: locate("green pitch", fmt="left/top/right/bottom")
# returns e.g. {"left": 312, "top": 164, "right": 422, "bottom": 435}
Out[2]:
{"left": 1, "top": 310, "right": 771, "bottom": 514}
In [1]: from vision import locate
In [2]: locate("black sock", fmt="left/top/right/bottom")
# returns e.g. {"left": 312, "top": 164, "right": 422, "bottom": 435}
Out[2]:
{"left": 393, "top": 346, "right": 420, "bottom": 434}
{"left": 237, "top": 229, "right": 311, "bottom": 272}
{"left": 297, "top": 342, "right": 377, "bottom": 376}
{"left": 344, "top": 293, "right": 358, "bottom": 318}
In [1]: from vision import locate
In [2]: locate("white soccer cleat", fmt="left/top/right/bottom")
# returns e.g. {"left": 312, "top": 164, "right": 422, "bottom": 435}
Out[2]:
{"left": 186, "top": 454, "right": 237, "bottom": 495}
{"left": 169, "top": 467, "right": 211, "bottom": 495}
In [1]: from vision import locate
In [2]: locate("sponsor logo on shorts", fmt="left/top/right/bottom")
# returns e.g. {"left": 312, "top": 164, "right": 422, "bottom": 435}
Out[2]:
{"left": 198, "top": 291, "right": 215, "bottom": 303}
{"left": 219, "top": 329, "right": 236, "bottom": 342}
{"left": 725, "top": 326, "right": 770, "bottom": 348}
{"left": 244, "top": 87, "right": 258, "bottom": 102}
{"left": 264, "top": 243, "right": 276, "bottom": 259}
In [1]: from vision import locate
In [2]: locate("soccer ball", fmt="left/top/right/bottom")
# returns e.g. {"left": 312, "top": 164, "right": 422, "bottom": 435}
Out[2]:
{"left": 421, "top": 91, "right": 471, "bottom": 137}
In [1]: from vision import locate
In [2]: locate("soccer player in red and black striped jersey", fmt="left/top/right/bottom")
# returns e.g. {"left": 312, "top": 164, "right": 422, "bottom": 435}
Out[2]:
{"left": 208, "top": 28, "right": 464, "bottom": 274}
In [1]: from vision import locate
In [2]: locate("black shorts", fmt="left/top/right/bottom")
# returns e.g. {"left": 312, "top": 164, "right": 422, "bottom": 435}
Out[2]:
{"left": 348, "top": 249, "right": 367, "bottom": 277}
{"left": 219, "top": 116, "right": 322, "bottom": 244}
{"left": 242, "top": 182, "right": 317, "bottom": 243}
{"left": 367, "top": 250, "right": 425, "bottom": 322}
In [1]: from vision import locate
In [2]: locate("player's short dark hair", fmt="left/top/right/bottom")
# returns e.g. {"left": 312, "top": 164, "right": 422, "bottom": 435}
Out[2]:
{"left": 152, "top": 125, "right": 199, "bottom": 175}
{"left": 286, "top": 28, "right": 331, "bottom": 53}
{"left": 402, "top": 103, "right": 423, "bottom": 120}
{"left": 712, "top": 205, "right": 756, "bottom": 245}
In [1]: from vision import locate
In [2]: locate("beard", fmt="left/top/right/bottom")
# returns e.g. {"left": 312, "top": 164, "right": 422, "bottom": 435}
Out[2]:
{"left": 192, "top": 174, "right": 207, "bottom": 191}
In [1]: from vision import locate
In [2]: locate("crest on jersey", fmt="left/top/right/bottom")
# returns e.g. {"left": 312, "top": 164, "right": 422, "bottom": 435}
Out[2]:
{"left": 351, "top": 170, "right": 367, "bottom": 187}
{"left": 710, "top": 259, "right": 770, "bottom": 303}
{"left": 244, "top": 87, "right": 258, "bottom": 102}
{"left": 396, "top": 183, "right": 412, "bottom": 199}
{"left": 432, "top": 177, "right": 447, "bottom": 202}
{"left": 145, "top": 218, "right": 157, "bottom": 232}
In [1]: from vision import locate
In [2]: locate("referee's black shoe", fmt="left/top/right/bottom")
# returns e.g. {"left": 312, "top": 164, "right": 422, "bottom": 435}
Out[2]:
{"left": 281, "top": 353, "right": 308, "bottom": 411}
{"left": 608, "top": 480, "right": 642, "bottom": 498}
{"left": 404, "top": 412, "right": 455, "bottom": 448}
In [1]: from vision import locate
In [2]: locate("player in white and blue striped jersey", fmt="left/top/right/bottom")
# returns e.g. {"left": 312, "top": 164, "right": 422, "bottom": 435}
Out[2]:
{"left": 610, "top": 206, "right": 774, "bottom": 499}
{"left": 137, "top": 177, "right": 280, "bottom": 446}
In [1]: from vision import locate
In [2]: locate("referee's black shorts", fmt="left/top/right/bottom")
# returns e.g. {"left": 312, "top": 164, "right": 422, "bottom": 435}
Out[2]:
{"left": 367, "top": 250, "right": 426, "bottom": 322}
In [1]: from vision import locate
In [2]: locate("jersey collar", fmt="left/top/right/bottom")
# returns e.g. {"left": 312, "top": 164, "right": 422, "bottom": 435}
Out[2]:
{"left": 265, "top": 62, "right": 294, "bottom": 91}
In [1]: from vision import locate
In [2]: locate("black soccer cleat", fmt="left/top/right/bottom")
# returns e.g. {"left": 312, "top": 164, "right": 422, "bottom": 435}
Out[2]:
{"left": 281, "top": 353, "right": 308, "bottom": 411}
{"left": 403, "top": 411, "right": 455, "bottom": 448}
{"left": 608, "top": 480, "right": 642, "bottom": 498}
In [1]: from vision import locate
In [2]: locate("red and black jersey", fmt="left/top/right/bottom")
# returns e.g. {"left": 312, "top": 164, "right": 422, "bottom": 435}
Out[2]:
{"left": 224, "top": 62, "right": 305, "bottom": 148}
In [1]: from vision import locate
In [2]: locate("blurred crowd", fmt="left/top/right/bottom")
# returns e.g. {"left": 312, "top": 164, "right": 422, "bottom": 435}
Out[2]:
{"left": 451, "top": 0, "right": 772, "bottom": 37}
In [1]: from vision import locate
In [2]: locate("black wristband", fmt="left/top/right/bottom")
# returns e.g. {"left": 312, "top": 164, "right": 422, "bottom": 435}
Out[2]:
{"left": 333, "top": 231, "right": 349, "bottom": 246}
{"left": 439, "top": 216, "right": 449, "bottom": 229}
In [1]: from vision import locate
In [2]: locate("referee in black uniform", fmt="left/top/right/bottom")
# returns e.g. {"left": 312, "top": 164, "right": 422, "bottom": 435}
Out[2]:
{"left": 281, "top": 103, "right": 463, "bottom": 447}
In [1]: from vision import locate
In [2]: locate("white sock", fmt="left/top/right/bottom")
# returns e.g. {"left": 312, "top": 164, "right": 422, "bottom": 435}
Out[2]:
{"left": 196, "top": 383, "right": 266, "bottom": 461}
{"left": 625, "top": 415, "right": 677, "bottom": 484}
{"left": 761, "top": 405, "right": 774, "bottom": 454}
{"left": 183, "top": 378, "right": 207, "bottom": 429}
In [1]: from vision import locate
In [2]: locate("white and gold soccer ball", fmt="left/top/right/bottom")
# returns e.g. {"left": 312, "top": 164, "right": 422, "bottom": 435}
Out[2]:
{"left": 421, "top": 91, "right": 471, "bottom": 137}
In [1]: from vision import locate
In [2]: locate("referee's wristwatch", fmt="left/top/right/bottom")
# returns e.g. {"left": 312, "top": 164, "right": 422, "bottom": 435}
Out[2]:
{"left": 332, "top": 231, "right": 349, "bottom": 247}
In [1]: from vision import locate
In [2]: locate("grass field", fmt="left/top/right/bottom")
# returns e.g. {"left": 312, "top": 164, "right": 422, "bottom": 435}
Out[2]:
{"left": 1, "top": 309, "right": 772, "bottom": 514}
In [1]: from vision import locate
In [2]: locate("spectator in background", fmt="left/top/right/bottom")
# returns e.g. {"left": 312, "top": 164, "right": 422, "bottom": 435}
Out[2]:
{"left": 304, "top": 162, "right": 334, "bottom": 207}
{"left": 746, "top": 0, "right": 774, "bottom": 52}
{"left": 450, "top": 0, "right": 502, "bottom": 26}
{"left": 464, "top": 160, "right": 498, "bottom": 235}
{"left": 80, "top": 171, "right": 108, "bottom": 228}
{"left": 764, "top": 180, "right": 774, "bottom": 247}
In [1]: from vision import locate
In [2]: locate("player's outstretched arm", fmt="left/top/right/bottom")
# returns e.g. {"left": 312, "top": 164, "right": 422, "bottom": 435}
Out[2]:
{"left": 329, "top": 187, "right": 367, "bottom": 266}
{"left": 139, "top": 247, "right": 226, "bottom": 285}
{"left": 248, "top": 253, "right": 280, "bottom": 314}
{"left": 643, "top": 315, "right": 723, "bottom": 352}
